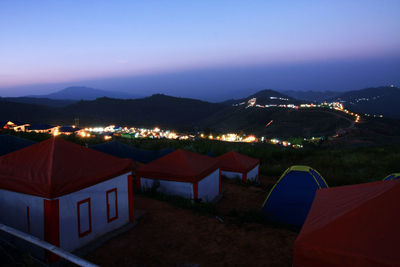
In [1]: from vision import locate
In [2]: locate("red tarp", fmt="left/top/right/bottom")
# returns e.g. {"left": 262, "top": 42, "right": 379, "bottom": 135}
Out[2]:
{"left": 294, "top": 180, "right": 400, "bottom": 267}
{"left": 136, "top": 149, "right": 219, "bottom": 183}
{"left": 0, "top": 138, "right": 133, "bottom": 198}
{"left": 217, "top": 151, "right": 259, "bottom": 173}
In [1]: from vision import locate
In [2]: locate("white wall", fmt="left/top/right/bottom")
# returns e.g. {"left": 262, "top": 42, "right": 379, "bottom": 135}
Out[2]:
{"left": 58, "top": 173, "right": 130, "bottom": 252}
{"left": 247, "top": 165, "right": 259, "bottom": 181}
{"left": 140, "top": 178, "right": 194, "bottom": 199}
{"left": 0, "top": 189, "right": 45, "bottom": 257}
{"left": 221, "top": 170, "right": 243, "bottom": 180}
{"left": 198, "top": 169, "right": 220, "bottom": 202}
{"left": 140, "top": 169, "right": 220, "bottom": 202}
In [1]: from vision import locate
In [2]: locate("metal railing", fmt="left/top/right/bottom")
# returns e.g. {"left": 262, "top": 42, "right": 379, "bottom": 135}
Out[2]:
{"left": 0, "top": 223, "right": 99, "bottom": 267}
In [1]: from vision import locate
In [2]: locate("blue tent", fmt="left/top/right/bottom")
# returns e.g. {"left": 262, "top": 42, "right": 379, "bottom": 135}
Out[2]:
{"left": 383, "top": 173, "right": 400, "bottom": 181}
{"left": 90, "top": 141, "right": 174, "bottom": 164}
{"left": 262, "top": 165, "right": 328, "bottom": 227}
{"left": 0, "top": 134, "right": 36, "bottom": 156}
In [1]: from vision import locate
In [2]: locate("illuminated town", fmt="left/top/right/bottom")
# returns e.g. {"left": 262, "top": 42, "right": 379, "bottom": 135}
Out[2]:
{"left": 1, "top": 100, "right": 373, "bottom": 149}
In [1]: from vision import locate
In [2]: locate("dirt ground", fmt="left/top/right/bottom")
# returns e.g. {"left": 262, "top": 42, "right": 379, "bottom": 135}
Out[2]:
{"left": 85, "top": 176, "right": 297, "bottom": 267}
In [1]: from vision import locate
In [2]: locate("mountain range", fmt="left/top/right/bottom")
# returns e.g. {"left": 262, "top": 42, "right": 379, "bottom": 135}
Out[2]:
{"left": 0, "top": 86, "right": 399, "bottom": 138}
{"left": 27, "top": 86, "right": 141, "bottom": 100}
{"left": 333, "top": 86, "right": 400, "bottom": 118}
{"left": 283, "top": 90, "right": 341, "bottom": 102}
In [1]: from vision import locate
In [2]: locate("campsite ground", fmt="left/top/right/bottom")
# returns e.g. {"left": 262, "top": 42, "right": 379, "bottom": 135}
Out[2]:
{"left": 85, "top": 176, "right": 297, "bottom": 266}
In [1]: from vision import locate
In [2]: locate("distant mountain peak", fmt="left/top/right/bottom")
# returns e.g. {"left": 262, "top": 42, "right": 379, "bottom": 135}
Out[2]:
{"left": 221, "top": 89, "right": 298, "bottom": 106}
{"left": 28, "top": 86, "right": 141, "bottom": 100}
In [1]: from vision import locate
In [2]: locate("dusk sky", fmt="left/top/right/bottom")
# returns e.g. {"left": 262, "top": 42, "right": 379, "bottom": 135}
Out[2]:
{"left": 1, "top": 1, "right": 400, "bottom": 101}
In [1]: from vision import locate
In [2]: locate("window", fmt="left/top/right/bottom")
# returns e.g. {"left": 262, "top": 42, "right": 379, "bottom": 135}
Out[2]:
{"left": 77, "top": 198, "right": 92, "bottom": 237}
{"left": 106, "top": 188, "right": 118, "bottom": 222}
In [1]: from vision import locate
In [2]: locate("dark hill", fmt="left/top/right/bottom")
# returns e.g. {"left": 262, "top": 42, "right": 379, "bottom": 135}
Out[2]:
{"left": 29, "top": 86, "right": 140, "bottom": 100}
{"left": 222, "top": 89, "right": 299, "bottom": 106}
{"left": 0, "top": 99, "right": 67, "bottom": 124}
{"left": 63, "top": 94, "right": 226, "bottom": 130}
{"left": 283, "top": 90, "right": 341, "bottom": 102}
{"left": 201, "top": 105, "right": 353, "bottom": 138}
{"left": 334, "top": 86, "right": 400, "bottom": 118}
{"left": 1, "top": 97, "right": 76, "bottom": 107}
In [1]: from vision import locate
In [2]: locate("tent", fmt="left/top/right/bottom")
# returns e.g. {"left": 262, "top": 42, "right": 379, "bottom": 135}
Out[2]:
{"left": 0, "top": 138, "right": 134, "bottom": 258}
{"left": 294, "top": 180, "right": 400, "bottom": 267}
{"left": 136, "top": 149, "right": 221, "bottom": 202}
{"left": 90, "top": 140, "right": 174, "bottom": 164}
{"left": 0, "top": 134, "right": 36, "bottom": 156}
{"left": 383, "top": 173, "right": 400, "bottom": 181}
{"left": 217, "top": 151, "right": 260, "bottom": 182}
{"left": 262, "top": 165, "right": 328, "bottom": 227}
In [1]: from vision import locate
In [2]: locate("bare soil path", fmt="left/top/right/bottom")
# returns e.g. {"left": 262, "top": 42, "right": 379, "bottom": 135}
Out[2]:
{"left": 85, "top": 176, "right": 296, "bottom": 267}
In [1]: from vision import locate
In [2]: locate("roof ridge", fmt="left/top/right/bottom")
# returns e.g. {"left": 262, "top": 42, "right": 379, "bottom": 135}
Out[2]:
{"left": 231, "top": 151, "right": 247, "bottom": 170}
{"left": 48, "top": 138, "right": 57, "bottom": 194}
{"left": 180, "top": 150, "right": 197, "bottom": 175}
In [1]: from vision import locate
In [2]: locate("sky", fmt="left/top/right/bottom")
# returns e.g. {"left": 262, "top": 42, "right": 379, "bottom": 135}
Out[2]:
{"left": 1, "top": 0, "right": 400, "bottom": 100}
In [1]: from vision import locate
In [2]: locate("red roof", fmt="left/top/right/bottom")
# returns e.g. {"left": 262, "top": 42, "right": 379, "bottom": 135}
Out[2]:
{"left": 136, "top": 149, "right": 219, "bottom": 183}
{"left": 294, "top": 180, "right": 400, "bottom": 267}
{"left": 0, "top": 138, "right": 133, "bottom": 198}
{"left": 217, "top": 151, "right": 259, "bottom": 173}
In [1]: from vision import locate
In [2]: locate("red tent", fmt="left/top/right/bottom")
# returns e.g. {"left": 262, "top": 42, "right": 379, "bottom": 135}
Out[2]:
{"left": 0, "top": 138, "right": 133, "bottom": 198}
{"left": 136, "top": 149, "right": 219, "bottom": 183}
{"left": 294, "top": 180, "right": 400, "bottom": 267}
{"left": 217, "top": 151, "right": 259, "bottom": 182}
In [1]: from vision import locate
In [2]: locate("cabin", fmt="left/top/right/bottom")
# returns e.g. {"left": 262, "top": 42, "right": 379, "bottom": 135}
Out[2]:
{"left": 217, "top": 151, "right": 260, "bottom": 182}
{"left": 136, "top": 149, "right": 221, "bottom": 202}
{"left": 26, "top": 124, "right": 59, "bottom": 135}
{"left": 0, "top": 138, "right": 134, "bottom": 259}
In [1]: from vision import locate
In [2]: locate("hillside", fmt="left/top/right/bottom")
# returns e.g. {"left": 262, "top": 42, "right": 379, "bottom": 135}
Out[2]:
{"left": 222, "top": 89, "right": 299, "bottom": 106}
{"left": 201, "top": 105, "right": 353, "bottom": 138}
{"left": 1, "top": 97, "right": 76, "bottom": 107}
{"left": 1, "top": 88, "right": 396, "bottom": 139}
{"left": 283, "top": 90, "right": 341, "bottom": 102}
{"left": 0, "top": 99, "right": 68, "bottom": 124}
{"left": 334, "top": 86, "right": 400, "bottom": 118}
{"left": 63, "top": 94, "right": 226, "bottom": 130}
{"left": 29, "top": 86, "right": 140, "bottom": 100}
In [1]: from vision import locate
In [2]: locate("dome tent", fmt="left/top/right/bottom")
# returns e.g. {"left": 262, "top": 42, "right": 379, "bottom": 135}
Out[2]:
{"left": 383, "top": 173, "right": 400, "bottom": 181}
{"left": 262, "top": 165, "right": 328, "bottom": 227}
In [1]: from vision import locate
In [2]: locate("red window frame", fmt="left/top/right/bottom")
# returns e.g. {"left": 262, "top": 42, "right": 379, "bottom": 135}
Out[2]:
{"left": 106, "top": 188, "right": 118, "bottom": 223}
{"left": 26, "top": 206, "right": 30, "bottom": 233}
{"left": 77, "top": 198, "right": 92, "bottom": 238}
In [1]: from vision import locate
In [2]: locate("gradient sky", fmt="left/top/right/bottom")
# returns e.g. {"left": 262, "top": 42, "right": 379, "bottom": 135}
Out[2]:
{"left": 1, "top": 0, "right": 400, "bottom": 100}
